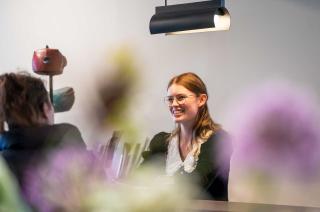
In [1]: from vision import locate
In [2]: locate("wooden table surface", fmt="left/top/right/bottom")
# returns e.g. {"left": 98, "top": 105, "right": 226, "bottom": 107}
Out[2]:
{"left": 186, "top": 200, "right": 320, "bottom": 212}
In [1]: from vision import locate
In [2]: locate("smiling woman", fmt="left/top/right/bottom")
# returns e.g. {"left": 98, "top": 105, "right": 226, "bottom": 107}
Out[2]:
{"left": 140, "top": 72, "right": 233, "bottom": 200}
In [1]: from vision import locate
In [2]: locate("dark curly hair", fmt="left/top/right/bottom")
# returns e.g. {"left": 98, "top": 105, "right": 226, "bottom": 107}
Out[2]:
{"left": 0, "top": 72, "right": 50, "bottom": 131}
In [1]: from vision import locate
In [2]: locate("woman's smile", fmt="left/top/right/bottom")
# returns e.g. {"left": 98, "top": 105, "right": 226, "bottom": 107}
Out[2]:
{"left": 171, "top": 107, "right": 186, "bottom": 117}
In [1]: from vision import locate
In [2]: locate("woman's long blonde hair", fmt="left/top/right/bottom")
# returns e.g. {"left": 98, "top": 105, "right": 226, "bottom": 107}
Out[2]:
{"left": 167, "top": 72, "right": 221, "bottom": 146}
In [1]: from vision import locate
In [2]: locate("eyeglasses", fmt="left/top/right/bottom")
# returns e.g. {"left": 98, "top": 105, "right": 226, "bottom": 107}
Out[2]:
{"left": 164, "top": 94, "right": 195, "bottom": 106}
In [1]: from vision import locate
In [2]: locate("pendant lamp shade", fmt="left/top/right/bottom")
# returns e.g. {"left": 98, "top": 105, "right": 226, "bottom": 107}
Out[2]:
{"left": 149, "top": 0, "right": 230, "bottom": 35}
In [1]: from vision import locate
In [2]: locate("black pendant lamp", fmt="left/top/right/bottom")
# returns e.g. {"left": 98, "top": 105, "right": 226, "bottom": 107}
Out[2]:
{"left": 149, "top": 0, "right": 230, "bottom": 35}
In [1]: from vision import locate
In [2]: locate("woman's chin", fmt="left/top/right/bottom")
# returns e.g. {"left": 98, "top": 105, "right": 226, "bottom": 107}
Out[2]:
{"left": 173, "top": 117, "right": 184, "bottom": 123}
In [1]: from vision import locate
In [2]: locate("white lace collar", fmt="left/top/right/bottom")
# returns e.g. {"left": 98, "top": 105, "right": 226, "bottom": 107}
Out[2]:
{"left": 165, "top": 135, "right": 198, "bottom": 176}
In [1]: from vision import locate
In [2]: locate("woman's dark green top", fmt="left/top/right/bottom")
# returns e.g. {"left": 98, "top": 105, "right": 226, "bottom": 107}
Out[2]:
{"left": 141, "top": 130, "right": 232, "bottom": 201}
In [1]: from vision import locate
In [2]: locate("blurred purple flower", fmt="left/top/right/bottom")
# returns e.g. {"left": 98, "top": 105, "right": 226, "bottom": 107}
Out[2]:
{"left": 23, "top": 145, "right": 191, "bottom": 211}
{"left": 24, "top": 146, "right": 109, "bottom": 212}
{"left": 229, "top": 82, "right": 320, "bottom": 179}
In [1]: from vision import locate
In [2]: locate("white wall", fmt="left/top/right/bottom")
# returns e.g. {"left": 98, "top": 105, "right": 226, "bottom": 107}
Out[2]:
{"left": 1, "top": 0, "right": 319, "bottom": 140}
{"left": 1, "top": 0, "right": 320, "bottom": 205}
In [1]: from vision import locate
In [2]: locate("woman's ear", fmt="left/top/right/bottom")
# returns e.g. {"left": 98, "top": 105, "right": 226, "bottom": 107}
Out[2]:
{"left": 198, "top": 94, "right": 207, "bottom": 107}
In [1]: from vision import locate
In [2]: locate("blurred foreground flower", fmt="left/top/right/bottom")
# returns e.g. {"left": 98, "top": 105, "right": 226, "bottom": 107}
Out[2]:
{"left": 228, "top": 82, "right": 320, "bottom": 206}
{"left": 229, "top": 82, "right": 320, "bottom": 178}
{"left": 95, "top": 47, "right": 140, "bottom": 138}
{"left": 0, "top": 156, "right": 30, "bottom": 212}
{"left": 25, "top": 147, "right": 105, "bottom": 211}
{"left": 25, "top": 146, "right": 192, "bottom": 211}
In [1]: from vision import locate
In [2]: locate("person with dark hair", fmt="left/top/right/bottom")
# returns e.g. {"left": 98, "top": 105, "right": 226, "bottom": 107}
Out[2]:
{"left": 0, "top": 72, "right": 86, "bottom": 189}
{"left": 141, "top": 72, "right": 232, "bottom": 200}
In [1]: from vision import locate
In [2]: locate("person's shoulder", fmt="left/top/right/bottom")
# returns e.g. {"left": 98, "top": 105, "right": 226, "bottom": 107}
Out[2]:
{"left": 51, "top": 123, "right": 86, "bottom": 148}
{"left": 208, "top": 129, "right": 233, "bottom": 157}
{"left": 140, "top": 132, "right": 169, "bottom": 165}
{"left": 52, "top": 123, "right": 79, "bottom": 132}
{"left": 208, "top": 129, "right": 230, "bottom": 143}
{"left": 204, "top": 129, "right": 232, "bottom": 152}
{"left": 149, "top": 132, "right": 170, "bottom": 152}
{"left": 151, "top": 132, "right": 170, "bottom": 140}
